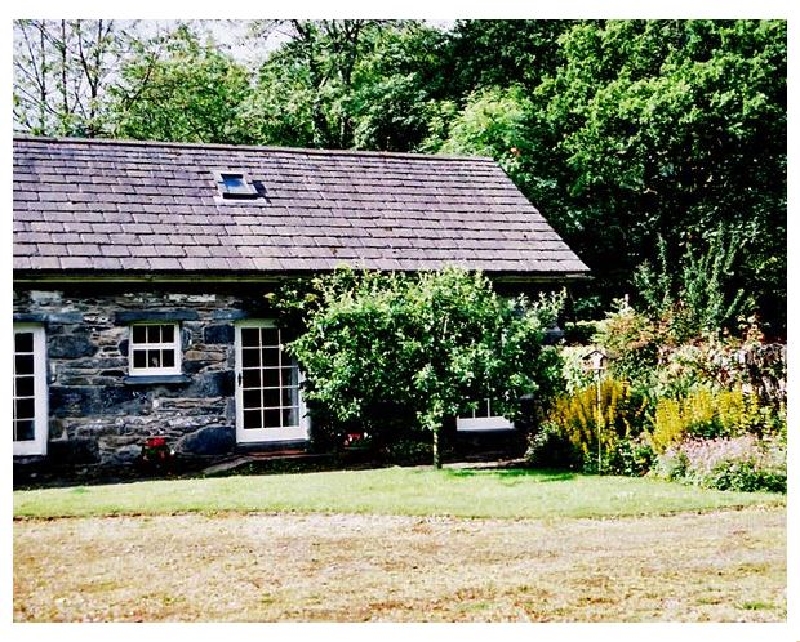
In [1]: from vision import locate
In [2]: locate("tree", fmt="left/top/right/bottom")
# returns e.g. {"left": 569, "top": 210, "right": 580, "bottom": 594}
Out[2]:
{"left": 111, "top": 25, "right": 251, "bottom": 143}
{"left": 443, "top": 19, "right": 577, "bottom": 94}
{"left": 288, "top": 268, "right": 564, "bottom": 468}
{"left": 237, "top": 19, "right": 449, "bottom": 151}
{"left": 534, "top": 19, "right": 786, "bottom": 333}
{"left": 13, "top": 19, "right": 137, "bottom": 137}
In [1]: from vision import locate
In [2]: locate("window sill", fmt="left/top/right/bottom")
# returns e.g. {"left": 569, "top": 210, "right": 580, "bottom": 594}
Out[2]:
{"left": 123, "top": 374, "right": 190, "bottom": 385}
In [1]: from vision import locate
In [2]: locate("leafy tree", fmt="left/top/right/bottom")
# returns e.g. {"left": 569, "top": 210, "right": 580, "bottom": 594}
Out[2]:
{"left": 13, "top": 19, "right": 136, "bottom": 136}
{"left": 443, "top": 19, "right": 577, "bottom": 94}
{"left": 634, "top": 225, "right": 754, "bottom": 340}
{"left": 534, "top": 19, "right": 786, "bottom": 334}
{"left": 238, "top": 20, "right": 449, "bottom": 151}
{"left": 288, "top": 268, "right": 564, "bottom": 468}
{"left": 111, "top": 25, "right": 251, "bottom": 143}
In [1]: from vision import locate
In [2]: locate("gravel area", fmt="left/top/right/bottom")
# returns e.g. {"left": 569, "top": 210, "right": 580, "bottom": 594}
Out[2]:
{"left": 13, "top": 507, "right": 786, "bottom": 622}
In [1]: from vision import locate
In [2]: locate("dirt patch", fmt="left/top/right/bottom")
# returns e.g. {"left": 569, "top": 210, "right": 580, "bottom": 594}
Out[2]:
{"left": 13, "top": 507, "right": 785, "bottom": 622}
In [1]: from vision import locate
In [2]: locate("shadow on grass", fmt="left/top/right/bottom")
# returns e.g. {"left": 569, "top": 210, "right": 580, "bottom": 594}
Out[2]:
{"left": 445, "top": 468, "right": 576, "bottom": 482}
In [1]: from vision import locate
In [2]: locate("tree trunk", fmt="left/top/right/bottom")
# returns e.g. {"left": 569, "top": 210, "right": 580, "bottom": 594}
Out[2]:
{"left": 433, "top": 424, "right": 441, "bottom": 469}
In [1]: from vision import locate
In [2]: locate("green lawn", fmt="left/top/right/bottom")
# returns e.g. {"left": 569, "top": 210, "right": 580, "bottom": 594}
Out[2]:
{"left": 13, "top": 466, "right": 786, "bottom": 519}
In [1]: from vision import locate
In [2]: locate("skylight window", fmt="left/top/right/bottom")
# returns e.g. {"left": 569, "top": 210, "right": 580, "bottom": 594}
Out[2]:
{"left": 213, "top": 169, "right": 259, "bottom": 199}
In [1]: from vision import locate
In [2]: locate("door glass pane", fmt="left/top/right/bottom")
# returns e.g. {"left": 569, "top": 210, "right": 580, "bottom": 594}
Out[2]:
{"left": 15, "top": 419, "right": 35, "bottom": 442}
{"left": 282, "top": 386, "right": 298, "bottom": 407}
{"left": 243, "top": 389, "right": 261, "bottom": 409}
{"left": 14, "top": 355, "right": 34, "bottom": 376}
{"left": 243, "top": 409, "right": 262, "bottom": 429}
{"left": 16, "top": 376, "right": 35, "bottom": 398}
{"left": 242, "top": 369, "right": 261, "bottom": 389}
{"left": 262, "top": 368, "right": 280, "bottom": 388}
{"left": 261, "top": 328, "right": 279, "bottom": 345}
{"left": 15, "top": 398, "right": 35, "bottom": 421}
{"left": 281, "top": 367, "right": 297, "bottom": 387}
{"left": 261, "top": 347, "right": 279, "bottom": 367}
{"left": 14, "top": 332, "right": 33, "bottom": 353}
{"left": 242, "top": 348, "right": 260, "bottom": 368}
{"left": 283, "top": 407, "right": 299, "bottom": 427}
{"left": 241, "top": 328, "right": 260, "bottom": 347}
{"left": 263, "top": 409, "right": 281, "bottom": 428}
{"left": 263, "top": 388, "right": 281, "bottom": 407}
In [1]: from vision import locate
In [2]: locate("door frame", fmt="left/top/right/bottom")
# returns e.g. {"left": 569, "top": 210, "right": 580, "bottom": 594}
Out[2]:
{"left": 234, "top": 320, "right": 309, "bottom": 444}
{"left": 13, "top": 323, "right": 48, "bottom": 456}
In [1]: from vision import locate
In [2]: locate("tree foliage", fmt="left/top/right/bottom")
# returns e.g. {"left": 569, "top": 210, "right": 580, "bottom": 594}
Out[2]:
{"left": 12, "top": 18, "right": 786, "bottom": 336}
{"left": 13, "top": 19, "right": 135, "bottom": 136}
{"left": 111, "top": 25, "right": 251, "bottom": 143}
{"left": 288, "top": 268, "right": 564, "bottom": 468}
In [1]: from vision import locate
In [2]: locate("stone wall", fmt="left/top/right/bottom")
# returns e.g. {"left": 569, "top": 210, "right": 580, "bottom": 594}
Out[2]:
{"left": 13, "top": 284, "right": 283, "bottom": 471}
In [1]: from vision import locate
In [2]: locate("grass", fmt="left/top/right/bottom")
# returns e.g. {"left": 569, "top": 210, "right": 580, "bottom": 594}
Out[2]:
{"left": 13, "top": 466, "right": 785, "bottom": 520}
{"left": 13, "top": 467, "right": 786, "bottom": 622}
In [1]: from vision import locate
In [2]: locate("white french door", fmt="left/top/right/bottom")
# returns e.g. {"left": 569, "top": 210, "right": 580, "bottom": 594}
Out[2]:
{"left": 13, "top": 324, "right": 48, "bottom": 455}
{"left": 235, "top": 321, "right": 308, "bottom": 443}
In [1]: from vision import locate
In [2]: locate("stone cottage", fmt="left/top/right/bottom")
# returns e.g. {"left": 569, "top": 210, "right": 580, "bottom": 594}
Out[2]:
{"left": 12, "top": 135, "right": 589, "bottom": 474}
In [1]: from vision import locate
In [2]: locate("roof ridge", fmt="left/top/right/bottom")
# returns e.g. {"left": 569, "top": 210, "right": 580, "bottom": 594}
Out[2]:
{"left": 13, "top": 134, "right": 496, "bottom": 163}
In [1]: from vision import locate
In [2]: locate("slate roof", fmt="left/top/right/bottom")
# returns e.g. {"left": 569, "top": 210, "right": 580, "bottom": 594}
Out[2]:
{"left": 13, "top": 136, "right": 589, "bottom": 279}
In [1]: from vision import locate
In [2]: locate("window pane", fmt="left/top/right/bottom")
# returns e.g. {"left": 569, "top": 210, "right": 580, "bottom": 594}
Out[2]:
{"left": 161, "top": 349, "right": 175, "bottom": 368}
{"left": 281, "top": 367, "right": 298, "bottom": 388}
{"left": 261, "top": 328, "right": 279, "bottom": 346}
{"left": 242, "top": 369, "right": 261, "bottom": 389}
{"left": 242, "top": 348, "right": 260, "bottom": 368}
{"left": 261, "top": 347, "right": 279, "bottom": 367}
{"left": 283, "top": 407, "right": 299, "bottom": 428}
{"left": 15, "top": 376, "right": 34, "bottom": 398}
{"left": 243, "top": 389, "right": 261, "bottom": 409}
{"left": 262, "top": 388, "right": 280, "bottom": 407}
{"left": 162, "top": 325, "right": 174, "bottom": 343}
{"left": 14, "top": 355, "right": 34, "bottom": 376}
{"left": 132, "top": 325, "right": 147, "bottom": 343}
{"left": 133, "top": 350, "right": 146, "bottom": 368}
{"left": 475, "top": 400, "right": 490, "bottom": 418}
{"left": 15, "top": 419, "right": 35, "bottom": 442}
{"left": 263, "top": 409, "right": 281, "bottom": 429}
{"left": 147, "top": 325, "right": 161, "bottom": 343}
{"left": 15, "top": 398, "right": 35, "bottom": 421}
{"left": 223, "top": 174, "right": 246, "bottom": 190}
{"left": 282, "top": 386, "right": 298, "bottom": 407}
{"left": 14, "top": 332, "right": 33, "bottom": 353}
{"left": 147, "top": 349, "right": 162, "bottom": 368}
{"left": 241, "top": 328, "right": 260, "bottom": 347}
{"left": 243, "top": 409, "right": 262, "bottom": 429}
{"left": 262, "top": 368, "right": 280, "bottom": 388}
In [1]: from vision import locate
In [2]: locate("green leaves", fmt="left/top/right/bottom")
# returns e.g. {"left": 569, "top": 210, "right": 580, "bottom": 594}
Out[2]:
{"left": 288, "top": 268, "right": 565, "bottom": 467}
{"left": 112, "top": 25, "right": 250, "bottom": 143}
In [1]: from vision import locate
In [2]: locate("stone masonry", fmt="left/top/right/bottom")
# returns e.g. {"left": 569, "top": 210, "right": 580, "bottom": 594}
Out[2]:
{"left": 12, "top": 285, "right": 281, "bottom": 468}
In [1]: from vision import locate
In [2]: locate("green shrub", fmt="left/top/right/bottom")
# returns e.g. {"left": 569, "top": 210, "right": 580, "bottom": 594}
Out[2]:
{"left": 531, "top": 377, "right": 649, "bottom": 474}
{"left": 605, "top": 437, "right": 655, "bottom": 477}
{"left": 562, "top": 321, "right": 599, "bottom": 346}
{"left": 525, "top": 421, "right": 580, "bottom": 470}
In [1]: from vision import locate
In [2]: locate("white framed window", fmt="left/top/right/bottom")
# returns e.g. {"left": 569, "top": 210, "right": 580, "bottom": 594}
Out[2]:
{"left": 235, "top": 321, "right": 309, "bottom": 443}
{"left": 212, "top": 169, "right": 259, "bottom": 199}
{"left": 14, "top": 324, "right": 48, "bottom": 456}
{"left": 457, "top": 398, "right": 514, "bottom": 432}
{"left": 129, "top": 323, "right": 181, "bottom": 376}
